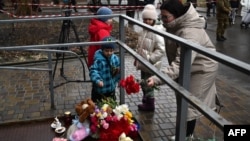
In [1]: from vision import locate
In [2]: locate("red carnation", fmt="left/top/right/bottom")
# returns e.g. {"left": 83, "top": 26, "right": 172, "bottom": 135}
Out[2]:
{"left": 119, "top": 75, "right": 140, "bottom": 95}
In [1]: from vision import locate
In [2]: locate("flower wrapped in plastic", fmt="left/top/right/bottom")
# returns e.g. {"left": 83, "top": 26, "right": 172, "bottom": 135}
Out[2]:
{"left": 120, "top": 75, "right": 160, "bottom": 94}
{"left": 90, "top": 98, "right": 139, "bottom": 141}
{"left": 119, "top": 75, "right": 140, "bottom": 95}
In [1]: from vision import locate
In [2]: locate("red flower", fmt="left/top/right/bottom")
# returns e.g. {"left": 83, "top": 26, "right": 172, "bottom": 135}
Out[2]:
{"left": 119, "top": 75, "right": 140, "bottom": 94}
{"left": 119, "top": 79, "right": 126, "bottom": 87}
{"left": 89, "top": 99, "right": 139, "bottom": 140}
{"left": 98, "top": 117, "right": 137, "bottom": 141}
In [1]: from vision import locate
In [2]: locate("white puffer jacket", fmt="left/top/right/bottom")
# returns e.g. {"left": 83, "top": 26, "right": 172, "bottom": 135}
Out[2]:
{"left": 135, "top": 24, "right": 165, "bottom": 73}
{"left": 241, "top": 0, "right": 250, "bottom": 18}
{"left": 151, "top": 4, "right": 218, "bottom": 121}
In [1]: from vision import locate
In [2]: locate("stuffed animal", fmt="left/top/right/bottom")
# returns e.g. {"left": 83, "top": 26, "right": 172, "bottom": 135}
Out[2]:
{"left": 52, "top": 137, "right": 67, "bottom": 141}
{"left": 75, "top": 98, "right": 95, "bottom": 122}
{"left": 67, "top": 120, "right": 91, "bottom": 141}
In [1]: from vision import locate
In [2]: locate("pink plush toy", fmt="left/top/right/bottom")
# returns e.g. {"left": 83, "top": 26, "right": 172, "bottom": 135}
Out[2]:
{"left": 71, "top": 127, "right": 88, "bottom": 141}
{"left": 52, "top": 137, "right": 67, "bottom": 141}
{"left": 67, "top": 120, "right": 90, "bottom": 141}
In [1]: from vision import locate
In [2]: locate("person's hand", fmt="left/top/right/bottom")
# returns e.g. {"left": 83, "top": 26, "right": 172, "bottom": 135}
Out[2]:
{"left": 98, "top": 81, "right": 104, "bottom": 87}
{"left": 141, "top": 49, "right": 149, "bottom": 60}
{"left": 147, "top": 77, "right": 155, "bottom": 87}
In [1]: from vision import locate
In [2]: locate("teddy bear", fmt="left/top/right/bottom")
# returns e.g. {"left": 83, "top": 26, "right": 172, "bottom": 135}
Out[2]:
{"left": 66, "top": 98, "right": 95, "bottom": 141}
{"left": 75, "top": 98, "right": 95, "bottom": 123}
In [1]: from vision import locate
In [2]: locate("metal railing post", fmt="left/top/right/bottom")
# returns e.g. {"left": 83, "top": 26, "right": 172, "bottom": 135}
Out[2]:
{"left": 119, "top": 16, "right": 126, "bottom": 105}
{"left": 176, "top": 45, "right": 192, "bottom": 141}
{"left": 47, "top": 52, "right": 55, "bottom": 109}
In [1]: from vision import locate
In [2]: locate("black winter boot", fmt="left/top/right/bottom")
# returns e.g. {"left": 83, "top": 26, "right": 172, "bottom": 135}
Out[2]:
{"left": 221, "top": 36, "right": 227, "bottom": 40}
{"left": 142, "top": 96, "right": 146, "bottom": 103}
{"left": 138, "top": 97, "right": 155, "bottom": 111}
{"left": 216, "top": 36, "right": 224, "bottom": 41}
{"left": 241, "top": 22, "right": 246, "bottom": 28}
{"left": 141, "top": 92, "right": 148, "bottom": 103}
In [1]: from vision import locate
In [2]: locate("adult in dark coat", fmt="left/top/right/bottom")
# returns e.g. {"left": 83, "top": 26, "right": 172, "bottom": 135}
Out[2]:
{"left": 207, "top": 0, "right": 217, "bottom": 16}
{"left": 0, "top": 0, "right": 4, "bottom": 12}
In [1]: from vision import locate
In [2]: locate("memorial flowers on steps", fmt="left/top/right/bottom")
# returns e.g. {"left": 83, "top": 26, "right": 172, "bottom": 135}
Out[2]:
{"left": 90, "top": 98, "right": 138, "bottom": 141}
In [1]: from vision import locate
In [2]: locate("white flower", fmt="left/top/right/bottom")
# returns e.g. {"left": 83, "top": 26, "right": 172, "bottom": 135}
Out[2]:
{"left": 101, "top": 111, "right": 108, "bottom": 119}
{"left": 101, "top": 104, "right": 109, "bottom": 111}
{"left": 113, "top": 104, "right": 130, "bottom": 120}
{"left": 119, "top": 132, "right": 133, "bottom": 141}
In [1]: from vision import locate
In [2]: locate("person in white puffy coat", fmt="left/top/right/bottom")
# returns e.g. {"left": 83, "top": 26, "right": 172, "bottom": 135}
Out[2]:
{"left": 134, "top": 4, "right": 165, "bottom": 111}
{"left": 240, "top": 0, "right": 250, "bottom": 27}
{"left": 147, "top": 1, "right": 218, "bottom": 139}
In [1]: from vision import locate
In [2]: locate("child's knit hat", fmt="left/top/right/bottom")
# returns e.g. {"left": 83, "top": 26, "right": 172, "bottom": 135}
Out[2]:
{"left": 142, "top": 4, "right": 158, "bottom": 20}
{"left": 96, "top": 6, "right": 113, "bottom": 22}
{"left": 101, "top": 36, "right": 116, "bottom": 49}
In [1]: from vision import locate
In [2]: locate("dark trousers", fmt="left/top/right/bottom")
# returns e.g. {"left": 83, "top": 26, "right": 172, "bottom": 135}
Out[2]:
{"left": 53, "top": 0, "right": 59, "bottom": 4}
{"left": 32, "top": 0, "right": 42, "bottom": 12}
{"left": 126, "top": 0, "right": 139, "bottom": 24}
{"left": 186, "top": 119, "right": 196, "bottom": 137}
{"left": 91, "top": 87, "right": 116, "bottom": 103}
{"left": 0, "top": 0, "right": 4, "bottom": 11}
{"left": 141, "top": 71, "right": 154, "bottom": 98}
{"left": 207, "top": 3, "right": 216, "bottom": 16}
{"left": 216, "top": 18, "right": 229, "bottom": 37}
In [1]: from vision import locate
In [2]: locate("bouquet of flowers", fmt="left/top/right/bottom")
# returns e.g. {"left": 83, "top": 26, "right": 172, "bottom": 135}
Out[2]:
{"left": 89, "top": 98, "right": 139, "bottom": 141}
{"left": 119, "top": 75, "right": 140, "bottom": 95}
{"left": 119, "top": 75, "right": 160, "bottom": 94}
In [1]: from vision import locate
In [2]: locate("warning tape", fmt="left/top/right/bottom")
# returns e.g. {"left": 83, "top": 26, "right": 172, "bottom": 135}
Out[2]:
{"left": 0, "top": 9, "right": 92, "bottom": 18}
{"left": 11, "top": 2, "right": 145, "bottom": 9}
{"left": 0, "top": 9, "right": 137, "bottom": 19}
{"left": 11, "top": 0, "right": 217, "bottom": 8}
{"left": 1, "top": 0, "right": 217, "bottom": 19}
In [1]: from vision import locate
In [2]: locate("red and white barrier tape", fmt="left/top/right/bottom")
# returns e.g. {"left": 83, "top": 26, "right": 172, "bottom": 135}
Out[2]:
{"left": 12, "top": 2, "right": 144, "bottom": 9}
{"left": 1, "top": 0, "right": 217, "bottom": 19}
{"left": 11, "top": 1, "right": 217, "bottom": 8}
{"left": 0, "top": 9, "right": 136, "bottom": 19}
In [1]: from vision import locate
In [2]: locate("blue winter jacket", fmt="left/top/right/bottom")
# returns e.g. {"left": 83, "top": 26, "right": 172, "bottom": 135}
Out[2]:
{"left": 89, "top": 49, "right": 120, "bottom": 94}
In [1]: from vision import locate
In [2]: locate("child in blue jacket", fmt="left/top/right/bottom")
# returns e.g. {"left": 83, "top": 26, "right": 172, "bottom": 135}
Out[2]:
{"left": 89, "top": 36, "right": 120, "bottom": 103}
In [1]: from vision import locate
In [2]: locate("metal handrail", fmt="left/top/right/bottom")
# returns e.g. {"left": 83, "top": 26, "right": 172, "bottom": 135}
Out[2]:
{"left": 118, "top": 14, "right": 250, "bottom": 141}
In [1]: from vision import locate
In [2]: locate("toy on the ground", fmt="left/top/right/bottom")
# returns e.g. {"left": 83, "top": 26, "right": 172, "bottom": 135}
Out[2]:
{"left": 66, "top": 98, "right": 96, "bottom": 141}
{"left": 52, "top": 137, "right": 67, "bottom": 141}
{"left": 67, "top": 120, "right": 90, "bottom": 141}
{"left": 75, "top": 98, "right": 95, "bottom": 122}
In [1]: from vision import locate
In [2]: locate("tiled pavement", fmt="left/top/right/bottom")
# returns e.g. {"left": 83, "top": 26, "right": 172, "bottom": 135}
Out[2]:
{"left": 0, "top": 54, "right": 250, "bottom": 141}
